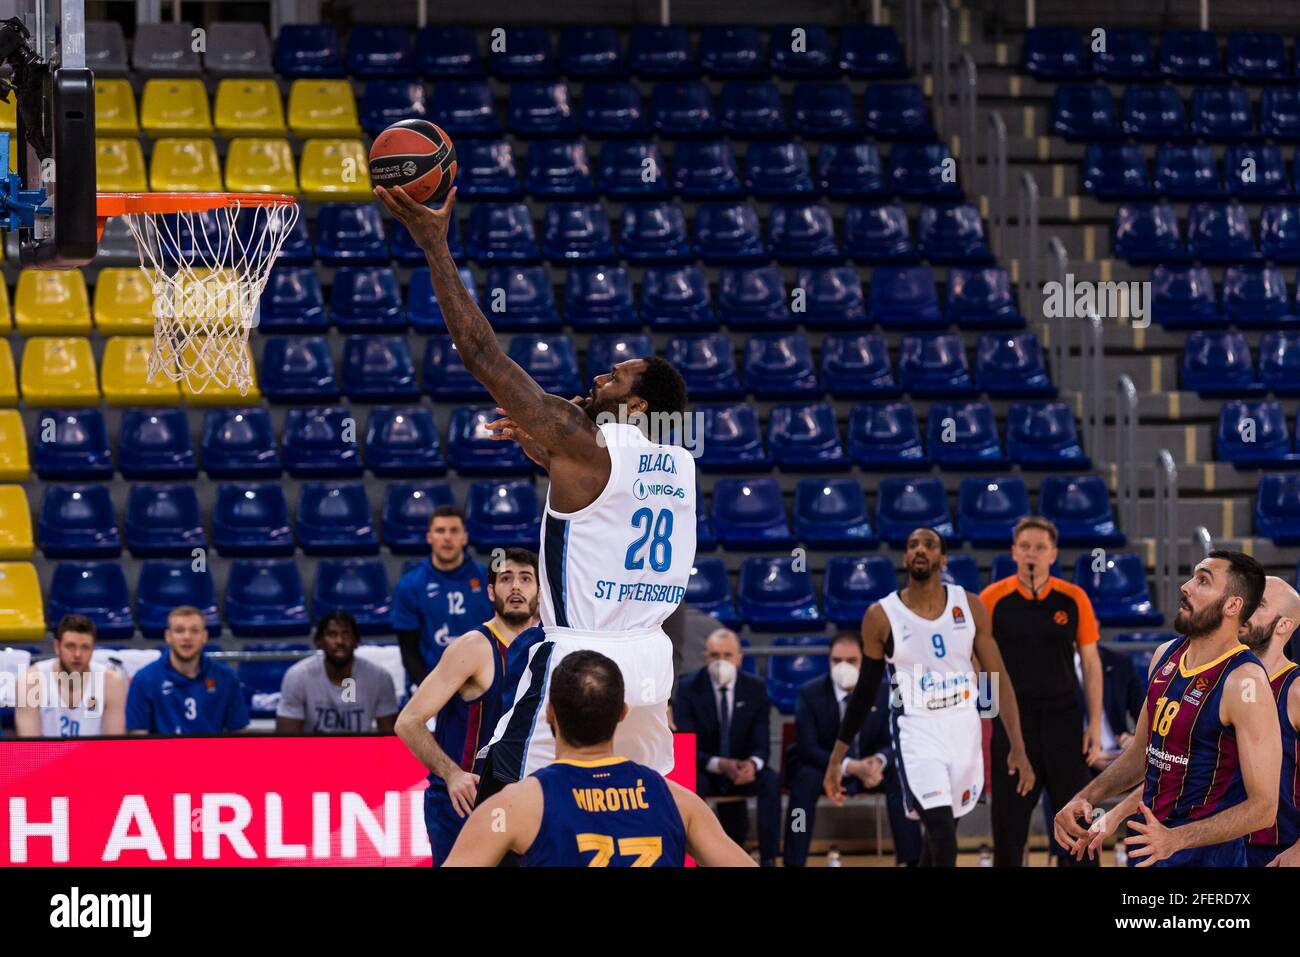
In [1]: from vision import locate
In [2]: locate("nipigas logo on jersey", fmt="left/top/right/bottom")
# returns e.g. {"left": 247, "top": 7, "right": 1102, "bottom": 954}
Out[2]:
{"left": 632, "top": 478, "right": 687, "bottom": 501}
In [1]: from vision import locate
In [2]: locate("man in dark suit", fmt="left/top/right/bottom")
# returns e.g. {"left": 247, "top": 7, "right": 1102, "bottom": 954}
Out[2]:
{"left": 1084, "top": 644, "right": 1144, "bottom": 772}
{"left": 673, "top": 630, "right": 781, "bottom": 866}
{"left": 783, "top": 631, "right": 922, "bottom": 867}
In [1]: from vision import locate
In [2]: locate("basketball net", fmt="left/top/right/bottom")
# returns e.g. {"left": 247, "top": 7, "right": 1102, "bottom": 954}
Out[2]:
{"left": 121, "top": 200, "right": 300, "bottom": 395}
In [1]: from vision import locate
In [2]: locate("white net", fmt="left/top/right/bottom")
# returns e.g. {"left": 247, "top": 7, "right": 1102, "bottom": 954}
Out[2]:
{"left": 121, "top": 199, "right": 300, "bottom": 395}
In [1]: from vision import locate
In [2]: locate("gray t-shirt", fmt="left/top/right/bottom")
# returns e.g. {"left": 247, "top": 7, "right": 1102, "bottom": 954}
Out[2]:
{"left": 277, "top": 654, "right": 399, "bottom": 734}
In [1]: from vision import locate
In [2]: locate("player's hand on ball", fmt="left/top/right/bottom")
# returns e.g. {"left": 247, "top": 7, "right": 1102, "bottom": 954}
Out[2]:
{"left": 374, "top": 184, "right": 457, "bottom": 254}
{"left": 1125, "top": 802, "right": 1178, "bottom": 867}
{"left": 447, "top": 769, "right": 480, "bottom": 818}
{"left": 1007, "top": 746, "right": 1036, "bottom": 796}
{"left": 823, "top": 761, "right": 847, "bottom": 807}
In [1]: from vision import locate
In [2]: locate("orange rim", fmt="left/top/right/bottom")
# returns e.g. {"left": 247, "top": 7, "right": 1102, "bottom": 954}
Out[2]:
{"left": 96, "top": 192, "right": 298, "bottom": 218}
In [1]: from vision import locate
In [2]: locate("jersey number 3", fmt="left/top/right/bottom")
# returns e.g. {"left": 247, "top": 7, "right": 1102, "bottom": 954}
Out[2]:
{"left": 625, "top": 508, "right": 673, "bottom": 572}
{"left": 576, "top": 833, "right": 663, "bottom": 867}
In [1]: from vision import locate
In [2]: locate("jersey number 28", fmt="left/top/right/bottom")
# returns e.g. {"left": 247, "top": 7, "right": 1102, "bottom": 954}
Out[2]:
{"left": 625, "top": 508, "right": 673, "bottom": 572}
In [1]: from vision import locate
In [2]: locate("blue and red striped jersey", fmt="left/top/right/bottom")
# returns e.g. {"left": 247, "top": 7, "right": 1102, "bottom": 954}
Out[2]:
{"left": 1248, "top": 661, "right": 1300, "bottom": 849}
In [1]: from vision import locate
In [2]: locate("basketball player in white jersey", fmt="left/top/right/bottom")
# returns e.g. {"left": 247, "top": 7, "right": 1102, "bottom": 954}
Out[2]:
{"left": 375, "top": 184, "right": 694, "bottom": 798}
{"left": 824, "top": 527, "right": 1035, "bottom": 865}
{"left": 15, "top": 614, "right": 126, "bottom": 738}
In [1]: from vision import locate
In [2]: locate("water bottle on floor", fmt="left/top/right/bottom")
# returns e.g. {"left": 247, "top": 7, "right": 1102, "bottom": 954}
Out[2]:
{"left": 977, "top": 845, "right": 993, "bottom": 866}
{"left": 827, "top": 846, "right": 842, "bottom": 867}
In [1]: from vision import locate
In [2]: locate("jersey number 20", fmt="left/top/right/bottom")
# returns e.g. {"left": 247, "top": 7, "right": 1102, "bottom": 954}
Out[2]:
{"left": 625, "top": 508, "right": 673, "bottom": 572}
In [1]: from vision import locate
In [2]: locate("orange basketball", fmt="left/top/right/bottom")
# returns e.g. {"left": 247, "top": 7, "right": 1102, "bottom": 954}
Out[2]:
{"left": 368, "top": 119, "right": 458, "bottom": 204}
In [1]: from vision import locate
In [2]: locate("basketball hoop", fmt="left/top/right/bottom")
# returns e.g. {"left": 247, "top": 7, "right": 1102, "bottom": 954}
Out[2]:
{"left": 96, "top": 192, "right": 300, "bottom": 396}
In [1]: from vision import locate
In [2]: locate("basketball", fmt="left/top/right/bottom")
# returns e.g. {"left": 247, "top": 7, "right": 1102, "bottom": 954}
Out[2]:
{"left": 368, "top": 119, "right": 458, "bottom": 204}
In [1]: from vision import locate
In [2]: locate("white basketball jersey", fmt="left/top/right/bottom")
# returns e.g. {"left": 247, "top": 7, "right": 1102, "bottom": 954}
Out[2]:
{"left": 33, "top": 659, "right": 107, "bottom": 737}
{"left": 540, "top": 422, "right": 697, "bottom": 634}
{"left": 879, "top": 586, "right": 979, "bottom": 718}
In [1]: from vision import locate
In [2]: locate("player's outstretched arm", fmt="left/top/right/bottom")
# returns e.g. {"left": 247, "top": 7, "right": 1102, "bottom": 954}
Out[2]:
{"left": 824, "top": 603, "right": 889, "bottom": 805}
{"left": 668, "top": 781, "right": 758, "bottom": 866}
{"left": 442, "top": 779, "right": 542, "bottom": 866}
{"left": 970, "top": 598, "right": 1035, "bottom": 796}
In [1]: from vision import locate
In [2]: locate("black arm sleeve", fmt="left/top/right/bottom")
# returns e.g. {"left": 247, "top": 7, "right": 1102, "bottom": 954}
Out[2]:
{"left": 397, "top": 629, "right": 429, "bottom": 688}
{"left": 836, "top": 656, "right": 886, "bottom": 747}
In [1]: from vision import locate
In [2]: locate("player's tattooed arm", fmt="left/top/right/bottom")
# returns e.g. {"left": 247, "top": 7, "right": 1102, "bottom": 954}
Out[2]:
{"left": 969, "top": 597, "right": 1036, "bottom": 796}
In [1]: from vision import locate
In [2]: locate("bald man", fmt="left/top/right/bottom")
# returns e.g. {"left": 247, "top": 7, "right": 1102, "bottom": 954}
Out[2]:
{"left": 1241, "top": 576, "right": 1300, "bottom": 866}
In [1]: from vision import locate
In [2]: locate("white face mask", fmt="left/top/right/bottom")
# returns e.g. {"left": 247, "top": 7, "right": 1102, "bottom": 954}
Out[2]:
{"left": 831, "top": 661, "right": 860, "bottom": 692}
{"left": 708, "top": 659, "right": 737, "bottom": 687}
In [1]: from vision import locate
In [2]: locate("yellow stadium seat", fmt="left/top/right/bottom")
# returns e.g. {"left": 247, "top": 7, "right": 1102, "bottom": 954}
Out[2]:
{"left": 93, "top": 268, "right": 158, "bottom": 335}
{"left": 14, "top": 270, "right": 92, "bottom": 335}
{"left": 0, "top": 280, "right": 11, "bottom": 333}
{"left": 178, "top": 341, "right": 261, "bottom": 405}
{"left": 0, "top": 411, "right": 28, "bottom": 480}
{"left": 224, "top": 138, "right": 297, "bottom": 194}
{"left": 0, "top": 93, "right": 13, "bottom": 133}
{"left": 0, "top": 562, "right": 44, "bottom": 640}
{"left": 214, "top": 79, "right": 286, "bottom": 136}
{"left": 96, "top": 138, "right": 149, "bottom": 192}
{"left": 0, "top": 486, "right": 32, "bottom": 559}
{"left": 287, "top": 79, "right": 361, "bottom": 137}
{"left": 95, "top": 78, "right": 139, "bottom": 135}
{"left": 19, "top": 337, "right": 99, "bottom": 406}
{"left": 102, "top": 336, "right": 179, "bottom": 406}
{"left": 299, "top": 139, "right": 372, "bottom": 202}
{"left": 150, "top": 138, "right": 223, "bottom": 192}
{"left": 140, "top": 78, "right": 213, "bottom": 137}
{"left": 0, "top": 340, "right": 16, "bottom": 406}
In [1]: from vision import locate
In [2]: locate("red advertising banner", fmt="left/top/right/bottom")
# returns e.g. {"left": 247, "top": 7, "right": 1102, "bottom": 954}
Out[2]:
{"left": 0, "top": 733, "right": 697, "bottom": 866}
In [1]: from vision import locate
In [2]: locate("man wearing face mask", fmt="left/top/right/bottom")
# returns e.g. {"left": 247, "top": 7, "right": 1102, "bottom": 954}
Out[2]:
{"left": 673, "top": 630, "right": 782, "bottom": 866}
{"left": 783, "top": 631, "right": 923, "bottom": 866}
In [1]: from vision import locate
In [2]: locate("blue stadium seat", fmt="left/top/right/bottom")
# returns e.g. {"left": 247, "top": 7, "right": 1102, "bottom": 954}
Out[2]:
{"left": 39, "top": 485, "right": 120, "bottom": 558}
{"left": 559, "top": 27, "right": 625, "bottom": 78}
{"left": 360, "top": 80, "right": 428, "bottom": 135}
{"left": 873, "top": 264, "right": 946, "bottom": 330}
{"left": 1094, "top": 27, "right": 1155, "bottom": 79}
{"left": 898, "top": 332, "right": 976, "bottom": 397}
{"left": 1227, "top": 30, "right": 1287, "bottom": 82}
{"left": 579, "top": 81, "right": 647, "bottom": 137}
{"left": 643, "top": 265, "right": 714, "bottom": 329}
{"left": 1006, "top": 402, "right": 1090, "bottom": 469}
{"left": 585, "top": 332, "right": 653, "bottom": 382}
{"left": 1187, "top": 202, "right": 1256, "bottom": 264}
{"left": 296, "top": 482, "right": 377, "bottom": 555}
{"left": 465, "top": 480, "right": 542, "bottom": 550}
{"left": 1260, "top": 205, "right": 1300, "bottom": 263}
{"left": 770, "top": 24, "right": 836, "bottom": 77}
{"left": 240, "top": 641, "right": 312, "bottom": 714}
{"left": 415, "top": 27, "right": 482, "bottom": 79}
{"left": 280, "top": 406, "right": 362, "bottom": 477}
{"left": 1181, "top": 331, "right": 1261, "bottom": 396}
{"left": 1052, "top": 84, "right": 1118, "bottom": 141}
{"left": 863, "top": 83, "right": 932, "bottom": 139}
{"left": 1114, "top": 203, "right": 1185, "bottom": 264}
{"left": 124, "top": 484, "right": 205, "bottom": 557}
{"left": 664, "top": 335, "right": 742, "bottom": 399}
{"left": 1259, "top": 331, "right": 1300, "bottom": 395}
{"left": 672, "top": 140, "right": 742, "bottom": 198}
{"left": 274, "top": 24, "right": 344, "bottom": 78}
{"left": 311, "top": 559, "right": 392, "bottom": 634}
{"left": 508, "top": 335, "right": 581, "bottom": 396}
{"left": 32, "top": 409, "right": 112, "bottom": 479}
{"left": 927, "top": 401, "right": 1006, "bottom": 469}
{"left": 331, "top": 267, "right": 405, "bottom": 332}
{"left": 743, "top": 333, "right": 819, "bottom": 398}
{"left": 1038, "top": 474, "right": 1125, "bottom": 546}
{"left": 959, "top": 476, "right": 1029, "bottom": 547}
{"left": 430, "top": 80, "right": 500, "bottom": 136}
{"left": 407, "top": 265, "right": 477, "bottom": 333}
{"left": 848, "top": 402, "right": 926, "bottom": 468}
{"left": 876, "top": 476, "right": 954, "bottom": 547}
{"left": 701, "top": 26, "right": 766, "bottom": 78}
{"left": 941, "top": 555, "right": 983, "bottom": 594}
{"left": 1154, "top": 145, "right": 1222, "bottom": 198}
{"left": 823, "top": 555, "right": 896, "bottom": 627}
{"left": 345, "top": 25, "right": 413, "bottom": 78}
{"left": 1074, "top": 553, "right": 1162, "bottom": 626}
{"left": 1081, "top": 143, "right": 1152, "bottom": 200}
{"left": 947, "top": 267, "right": 1024, "bottom": 329}
{"left": 242, "top": 209, "right": 312, "bottom": 265}
{"left": 618, "top": 202, "right": 691, "bottom": 263}
{"left": 695, "top": 490, "right": 716, "bottom": 548}
{"left": 201, "top": 408, "right": 281, "bottom": 479}
{"left": 313, "top": 204, "right": 387, "bottom": 265}
{"left": 456, "top": 139, "right": 520, "bottom": 198}
{"left": 136, "top": 560, "right": 221, "bottom": 639}
{"left": 768, "top": 403, "right": 847, "bottom": 471}
{"left": 1151, "top": 264, "right": 1220, "bottom": 328}
{"left": 720, "top": 81, "right": 786, "bottom": 137}
{"left": 423, "top": 335, "right": 490, "bottom": 401}
{"left": 684, "top": 558, "right": 738, "bottom": 627}
{"left": 490, "top": 27, "right": 555, "bottom": 78}
{"left": 1190, "top": 87, "right": 1254, "bottom": 142}
{"left": 768, "top": 635, "right": 831, "bottom": 715}
{"left": 844, "top": 203, "right": 915, "bottom": 264}
{"left": 737, "top": 558, "right": 821, "bottom": 633}
{"left": 630, "top": 25, "right": 696, "bottom": 78}
{"left": 1225, "top": 144, "right": 1289, "bottom": 199}
{"left": 380, "top": 482, "right": 455, "bottom": 553}
{"left": 1255, "top": 473, "right": 1300, "bottom": 544}
{"left": 1159, "top": 29, "right": 1223, "bottom": 81}
{"left": 792, "top": 82, "right": 858, "bottom": 137}
{"left": 523, "top": 139, "right": 595, "bottom": 198}
{"left": 695, "top": 404, "right": 768, "bottom": 472}
{"left": 595, "top": 140, "right": 668, "bottom": 198}
{"left": 793, "top": 477, "right": 875, "bottom": 548}
{"left": 650, "top": 80, "right": 717, "bottom": 137}
{"left": 47, "top": 562, "right": 134, "bottom": 640}
{"left": 566, "top": 266, "right": 637, "bottom": 331}
{"left": 718, "top": 266, "right": 789, "bottom": 328}
{"left": 541, "top": 201, "right": 615, "bottom": 263}
{"left": 447, "top": 406, "right": 532, "bottom": 476}
{"left": 259, "top": 267, "right": 326, "bottom": 332}
{"left": 977, "top": 332, "right": 1054, "bottom": 397}
{"left": 481, "top": 265, "right": 561, "bottom": 330}
{"left": 466, "top": 202, "right": 539, "bottom": 262}
{"left": 712, "top": 477, "right": 791, "bottom": 548}
{"left": 797, "top": 266, "right": 867, "bottom": 330}
{"left": 889, "top": 142, "right": 961, "bottom": 199}
{"left": 695, "top": 201, "right": 766, "bottom": 264}
{"left": 1121, "top": 84, "right": 1188, "bottom": 141}
{"left": 365, "top": 406, "right": 445, "bottom": 477}
{"left": 1216, "top": 399, "right": 1297, "bottom": 466}
{"left": 1020, "top": 27, "right": 1089, "bottom": 79}
{"left": 768, "top": 202, "right": 840, "bottom": 263}
{"left": 840, "top": 25, "right": 907, "bottom": 78}
{"left": 1261, "top": 87, "right": 1300, "bottom": 141}
{"left": 917, "top": 203, "right": 993, "bottom": 265}
{"left": 119, "top": 408, "right": 197, "bottom": 479}
{"left": 225, "top": 561, "right": 311, "bottom": 638}
{"left": 261, "top": 336, "right": 339, "bottom": 403}
{"left": 1223, "top": 264, "right": 1292, "bottom": 327}
{"left": 744, "top": 140, "right": 815, "bottom": 199}
{"left": 212, "top": 482, "right": 293, "bottom": 557}
{"left": 340, "top": 335, "right": 418, "bottom": 402}
{"left": 817, "top": 142, "right": 886, "bottom": 199}
{"left": 821, "top": 334, "right": 897, "bottom": 397}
